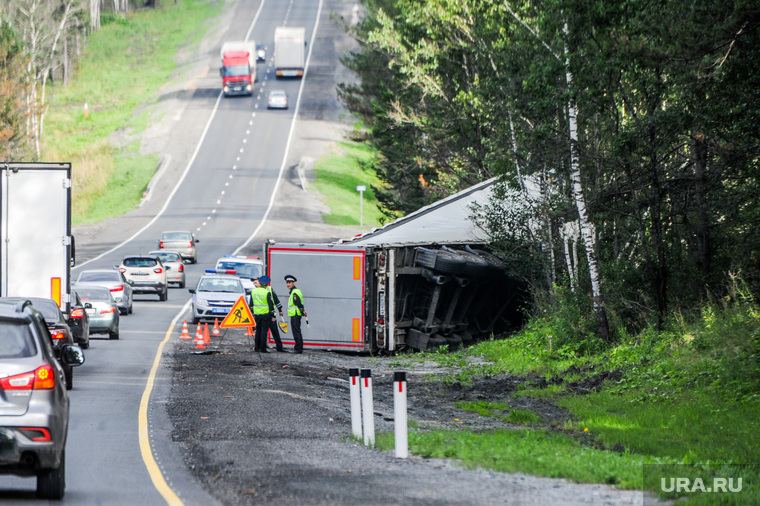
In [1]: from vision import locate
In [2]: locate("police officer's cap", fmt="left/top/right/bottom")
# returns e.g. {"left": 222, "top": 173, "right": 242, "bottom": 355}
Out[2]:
{"left": 284, "top": 275, "right": 297, "bottom": 283}
{"left": 257, "top": 275, "right": 271, "bottom": 285}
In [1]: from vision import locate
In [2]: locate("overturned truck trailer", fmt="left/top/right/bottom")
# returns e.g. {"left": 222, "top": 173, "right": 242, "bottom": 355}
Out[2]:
{"left": 265, "top": 179, "right": 524, "bottom": 353}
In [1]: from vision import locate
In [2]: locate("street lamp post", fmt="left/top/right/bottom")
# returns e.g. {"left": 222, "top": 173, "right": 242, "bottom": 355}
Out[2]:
{"left": 357, "top": 185, "right": 366, "bottom": 226}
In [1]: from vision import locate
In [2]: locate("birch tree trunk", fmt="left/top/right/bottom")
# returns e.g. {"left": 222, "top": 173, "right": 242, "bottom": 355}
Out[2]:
{"left": 563, "top": 23, "right": 611, "bottom": 341}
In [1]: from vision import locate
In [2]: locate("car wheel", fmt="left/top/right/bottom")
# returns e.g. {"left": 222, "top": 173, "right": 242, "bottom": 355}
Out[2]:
{"left": 64, "top": 365, "right": 73, "bottom": 390}
{"left": 81, "top": 339, "right": 89, "bottom": 350}
{"left": 192, "top": 316, "right": 200, "bottom": 325}
{"left": 128, "top": 300, "right": 133, "bottom": 314}
{"left": 159, "top": 288, "right": 167, "bottom": 302}
{"left": 36, "top": 449, "right": 65, "bottom": 500}
{"left": 109, "top": 328, "right": 119, "bottom": 340}
{"left": 179, "top": 281, "right": 185, "bottom": 289}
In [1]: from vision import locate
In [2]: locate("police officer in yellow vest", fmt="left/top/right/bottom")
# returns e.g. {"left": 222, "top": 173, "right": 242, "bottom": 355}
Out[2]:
{"left": 284, "top": 275, "right": 306, "bottom": 354}
{"left": 263, "top": 277, "right": 285, "bottom": 352}
{"left": 251, "top": 276, "right": 275, "bottom": 353}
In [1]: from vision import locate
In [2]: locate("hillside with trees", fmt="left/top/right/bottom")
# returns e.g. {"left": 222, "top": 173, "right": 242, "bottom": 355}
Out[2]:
{"left": 339, "top": 0, "right": 760, "bottom": 343}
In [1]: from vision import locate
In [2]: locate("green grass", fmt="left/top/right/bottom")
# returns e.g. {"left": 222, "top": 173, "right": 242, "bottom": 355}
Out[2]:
{"left": 374, "top": 299, "right": 760, "bottom": 504}
{"left": 312, "top": 141, "right": 385, "bottom": 227}
{"left": 41, "top": 0, "right": 223, "bottom": 224}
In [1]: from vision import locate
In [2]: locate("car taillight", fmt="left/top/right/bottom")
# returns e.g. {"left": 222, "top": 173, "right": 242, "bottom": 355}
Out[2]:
{"left": 189, "top": 241, "right": 194, "bottom": 249}
{"left": 19, "top": 427, "right": 52, "bottom": 442}
{"left": 178, "top": 264, "right": 184, "bottom": 272}
{"left": 159, "top": 241, "right": 164, "bottom": 249}
{"left": 154, "top": 267, "right": 164, "bottom": 274}
{"left": 0, "top": 365, "right": 55, "bottom": 390}
{"left": 110, "top": 285, "right": 123, "bottom": 292}
{"left": 118, "top": 267, "right": 126, "bottom": 273}
{"left": 70, "top": 308, "right": 84, "bottom": 318}
{"left": 50, "top": 329, "right": 66, "bottom": 340}
{"left": 101, "top": 306, "right": 116, "bottom": 315}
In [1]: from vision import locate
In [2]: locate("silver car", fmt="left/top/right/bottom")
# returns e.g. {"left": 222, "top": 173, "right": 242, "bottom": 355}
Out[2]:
{"left": 0, "top": 298, "right": 84, "bottom": 499}
{"left": 158, "top": 231, "right": 198, "bottom": 264}
{"left": 72, "top": 286, "right": 120, "bottom": 340}
{"left": 74, "top": 269, "right": 133, "bottom": 315}
{"left": 149, "top": 250, "right": 186, "bottom": 288}
{"left": 189, "top": 273, "right": 249, "bottom": 324}
{"left": 267, "top": 89, "right": 288, "bottom": 109}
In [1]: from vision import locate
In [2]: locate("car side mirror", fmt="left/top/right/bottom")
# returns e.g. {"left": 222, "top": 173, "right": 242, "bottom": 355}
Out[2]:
{"left": 61, "top": 344, "right": 85, "bottom": 367}
{"left": 194, "top": 239, "right": 199, "bottom": 243}
{"left": 245, "top": 288, "right": 252, "bottom": 294}
{"left": 188, "top": 289, "right": 196, "bottom": 294}
{"left": 85, "top": 302, "right": 92, "bottom": 309}
{"left": 165, "top": 265, "right": 172, "bottom": 271}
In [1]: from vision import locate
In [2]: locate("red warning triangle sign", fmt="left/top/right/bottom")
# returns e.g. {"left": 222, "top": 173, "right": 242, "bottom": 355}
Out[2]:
{"left": 220, "top": 296, "right": 255, "bottom": 328}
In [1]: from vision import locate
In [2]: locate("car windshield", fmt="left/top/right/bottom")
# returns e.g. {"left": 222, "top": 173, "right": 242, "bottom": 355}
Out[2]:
{"left": 75, "top": 287, "right": 113, "bottom": 302}
{"left": 222, "top": 64, "right": 250, "bottom": 77}
{"left": 163, "top": 232, "right": 191, "bottom": 241}
{"left": 78, "top": 271, "right": 118, "bottom": 282}
{"left": 123, "top": 257, "right": 158, "bottom": 267}
{"left": 152, "top": 252, "right": 179, "bottom": 263}
{"left": 33, "top": 302, "right": 62, "bottom": 323}
{"left": 216, "top": 262, "right": 263, "bottom": 279}
{"left": 198, "top": 278, "right": 242, "bottom": 293}
{"left": 0, "top": 321, "right": 37, "bottom": 358}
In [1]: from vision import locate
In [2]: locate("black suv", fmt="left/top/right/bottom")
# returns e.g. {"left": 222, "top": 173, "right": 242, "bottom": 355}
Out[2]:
{"left": 0, "top": 298, "right": 84, "bottom": 499}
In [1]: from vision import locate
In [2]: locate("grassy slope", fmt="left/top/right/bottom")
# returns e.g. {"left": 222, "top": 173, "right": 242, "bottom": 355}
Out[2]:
{"left": 42, "top": 1, "right": 222, "bottom": 224}
{"left": 377, "top": 302, "right": 760, "bottom": 504}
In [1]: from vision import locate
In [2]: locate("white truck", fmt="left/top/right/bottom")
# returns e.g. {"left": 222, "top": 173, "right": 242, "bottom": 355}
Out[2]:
{"left": 0, "top": 162, "right": 75, "bottom": 314}
{"left": 274, "top": 26, "right": 306, "bottom": 78}
{"left": 220, "top": 41, "right": 257, "bottom": 96}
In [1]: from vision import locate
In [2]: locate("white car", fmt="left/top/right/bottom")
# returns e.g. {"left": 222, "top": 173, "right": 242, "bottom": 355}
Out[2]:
{"left": 214, "top": 255, "right": 265, "bottom": 292}
{"left": 158, "top": 231, "right": 198, "bottom": 264}
{"left": 74, "top": 269, "right": 134, "bottom": 315}
{"left": 189, "top": 272, "right": 250, "bottom": 324}
{"left": 118, "top": 255, "right": 169, "bottom": 302}
{"left": 267, "top": 90, "right": 288, "bottom": 109}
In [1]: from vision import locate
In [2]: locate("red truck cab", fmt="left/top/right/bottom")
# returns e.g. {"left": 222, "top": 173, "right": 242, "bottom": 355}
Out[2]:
{"left": 220, "top": 50, "right": 253, "bottom": 96}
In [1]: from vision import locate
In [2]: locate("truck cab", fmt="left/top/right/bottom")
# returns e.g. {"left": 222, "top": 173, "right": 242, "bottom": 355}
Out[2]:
{"left": 220, "top": 50, "right": 253, "bottom": 96}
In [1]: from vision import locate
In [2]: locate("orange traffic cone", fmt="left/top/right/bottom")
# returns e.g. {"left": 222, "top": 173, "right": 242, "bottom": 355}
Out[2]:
{"left": 195, "top": 322, "right": 202, "bottom": 341}
{"left": 245, "top": 326, "right": 254, "bottom": 337}
{"left": 179, "top": 320, "right": 192, "bottom": 339}
{"left": 203, "top": 323, "right": 211, "bottom": 344}
{"left": 212, "top": 318, "right": 221, "bottom": 337}
{"left": 194, "top": 330, "right": 206, "bottom": 350}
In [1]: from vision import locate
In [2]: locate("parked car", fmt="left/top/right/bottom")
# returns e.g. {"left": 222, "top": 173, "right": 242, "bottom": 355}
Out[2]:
{"left": 0, "top": 297, "right": 77, "bottom": 390}
{"left": 74, "top": 269, "right": 133, "bottom": 315}
{"left": 214, "top": 255, "right": 264, "bottom": 292}
{"left": 158, "top": 231, "right": 198, "bottom": 264}
{"left": 118, "top": 255, "right": 169, "bottom": 301}
{"left": 148, "top": 250, "right": 186, "bottom": 288}
{"left": 189, "top": 272, "right": 249, "bottom": 324}
{"left": 73, "top": 286, "right": 120, "bottom": 340}
{"left": 66, "top": 290, "right": 90, "bottom": 349}
{"left": 267, "top": 89, "right": 288, "bottom": 109}
{"left": 0, "top": 298, "right": 84, "bottom": 499}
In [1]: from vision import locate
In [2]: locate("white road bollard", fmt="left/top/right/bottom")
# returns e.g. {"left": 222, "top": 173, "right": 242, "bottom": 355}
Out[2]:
{"left": 349, "top": 368, "right": 362, "bottom": 440}
{"left": 360, "top": 369, "right": 375, "bottom": 447}
{"left": 393, "top": 371, "right": 408, "bottom": 458}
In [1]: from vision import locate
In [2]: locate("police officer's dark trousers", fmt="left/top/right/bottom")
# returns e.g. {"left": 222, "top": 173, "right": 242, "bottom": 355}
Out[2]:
{"left": 253, "top": 314, "right": 270, "bottom": 351}
{"left": 291, "top": 315, "right": 303, "bottom": 352}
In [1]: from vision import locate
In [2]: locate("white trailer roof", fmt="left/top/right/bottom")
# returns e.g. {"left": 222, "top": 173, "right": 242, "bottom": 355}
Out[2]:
{"left": 346, "top": 178, "right": 497, "bottom": 246}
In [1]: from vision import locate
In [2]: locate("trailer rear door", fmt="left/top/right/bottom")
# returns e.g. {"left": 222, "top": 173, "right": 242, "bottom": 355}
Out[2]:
{"left": 267, "top": 243, "right": 366, "bottom": 351}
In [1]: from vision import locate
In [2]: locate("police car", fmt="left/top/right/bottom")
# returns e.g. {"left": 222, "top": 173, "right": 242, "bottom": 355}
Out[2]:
{"left": 214, "top": 255, "right": 265, "bottom": 292}
{"left": 188, "top": 271, "right": 250, "bottom": 324}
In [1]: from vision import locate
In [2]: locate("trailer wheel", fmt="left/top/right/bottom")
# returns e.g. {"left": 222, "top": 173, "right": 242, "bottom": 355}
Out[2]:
{"left": 432, "top": 249, "right": 467, "bottom": 275}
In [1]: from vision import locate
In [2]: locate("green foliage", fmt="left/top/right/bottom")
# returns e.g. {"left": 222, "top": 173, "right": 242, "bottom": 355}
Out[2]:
{"left": 0, "top": 21, "right": 31, "bottom": 160}
{"left": 41, "top": 0, "right": 222, "bottom": 224}
{"left": 375, "top": 427, "right": 649, "bottom": 489}
{"left": 312, "top": 141, "right": 385, "bottom": 227}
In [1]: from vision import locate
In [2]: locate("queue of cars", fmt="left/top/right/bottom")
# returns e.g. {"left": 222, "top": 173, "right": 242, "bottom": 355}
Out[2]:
{"left": 0, "top": 232, "right": 275, "bottom": 497}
